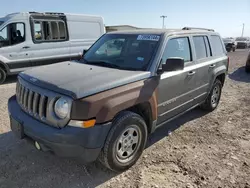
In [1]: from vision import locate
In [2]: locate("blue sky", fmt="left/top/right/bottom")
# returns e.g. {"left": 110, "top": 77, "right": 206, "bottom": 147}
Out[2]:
{"left": 1, "top": 0, "right": 249, "bottom": 37}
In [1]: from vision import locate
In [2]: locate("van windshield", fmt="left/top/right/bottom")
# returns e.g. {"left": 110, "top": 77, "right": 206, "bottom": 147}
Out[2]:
{"left": 82, "top": 34, "right": 161, "bottom": 71}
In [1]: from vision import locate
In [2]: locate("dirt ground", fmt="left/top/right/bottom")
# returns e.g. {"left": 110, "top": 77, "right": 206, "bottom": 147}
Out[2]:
{"left": 0, "top": 49, "right": 250, "bottom": 188}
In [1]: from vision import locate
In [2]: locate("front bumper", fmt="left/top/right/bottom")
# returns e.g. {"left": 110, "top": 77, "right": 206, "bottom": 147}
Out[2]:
{"left": 8, "top": 96, "right": 112, "bottom": 163}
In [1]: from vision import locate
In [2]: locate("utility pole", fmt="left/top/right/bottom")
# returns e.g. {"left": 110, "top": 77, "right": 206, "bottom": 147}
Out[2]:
{"left": 241, "top": 23, "right": 245, "bottom": 37}
{"left": 160, "top": 15, "right": 167, "bottom": 29}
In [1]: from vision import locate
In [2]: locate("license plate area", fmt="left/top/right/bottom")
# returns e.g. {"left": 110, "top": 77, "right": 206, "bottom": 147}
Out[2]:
{"left": 10, "top": 116, "right": 25, "bottom": 139}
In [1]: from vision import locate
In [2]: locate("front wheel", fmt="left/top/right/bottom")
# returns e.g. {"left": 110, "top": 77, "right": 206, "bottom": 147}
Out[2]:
{"left": 245, "top": 65, "right": 250, "bottom": 73}
{"left": 0, "top": 67, "right": 7, "bottom": 85}
{"left": 201, "top": 79, "right": 222, "bottom": 111}
{"left": 99, "top": 111, "right": 148, "bottom": 172}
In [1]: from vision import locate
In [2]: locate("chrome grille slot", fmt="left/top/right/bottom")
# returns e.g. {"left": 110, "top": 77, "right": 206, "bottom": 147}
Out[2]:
{"left": 23, "top": 88, "right": 29, "bottom": 109}
{"left": 33, "top": 93, "right": 39, "bottom": 115}
{"left": 28, "top": 90, "right": 34, "bottom": 112}
{"left": 38, "top": 95, "right": 46, "bottom": 118}
{"left": 20, "top": 85, "right": 24, "bottom": 105}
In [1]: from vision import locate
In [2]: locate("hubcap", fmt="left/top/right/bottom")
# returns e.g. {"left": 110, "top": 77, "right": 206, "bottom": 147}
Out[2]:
{"left": 211, "top": 85, "right": 220, "bottom": 106}
{"left": 115, "top": 125, "right": 141, "bottom": 163}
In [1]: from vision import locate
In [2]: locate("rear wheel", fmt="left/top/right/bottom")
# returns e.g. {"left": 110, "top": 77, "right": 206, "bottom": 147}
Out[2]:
{"left": 201, "top": 79, "right": 222, "bottom": 111}
{"left": 99, "top": 111, "right": 148, "bottom": 172}
{"left": 0, "top": 67, "right": 6, "bottom": 85}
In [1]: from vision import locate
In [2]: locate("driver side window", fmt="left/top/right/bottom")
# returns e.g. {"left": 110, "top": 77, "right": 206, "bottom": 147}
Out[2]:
{"left": 0, "top": 27, "right": 8, "bottom": 40}
{"left": 0, "top": 23, "right": 25, "bottom": 47}
{"left": 162, "top": 37, "right": 192, "bottom": 64}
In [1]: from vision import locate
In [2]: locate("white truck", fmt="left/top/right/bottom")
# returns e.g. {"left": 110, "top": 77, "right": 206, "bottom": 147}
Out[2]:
{"left": 0, "top": 12, "right": 105, "bottom": 84}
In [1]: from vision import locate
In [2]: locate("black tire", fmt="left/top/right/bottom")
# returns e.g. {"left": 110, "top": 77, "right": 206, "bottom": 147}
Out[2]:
{"left": 245, "top": 65, "right": 250, "bottom": 73}
{"left": 226, "top": 48, "right": 231, "bottom": 52}
{"left": 0, "top": 67, "right": 6, "bottom": 85}
{"left": 99, "top": 111, "right": 148, "bottom": 172}
{"left": 232, "top": 47, "right": 236, "bottom": 52}
{"left": 201, "top": 79, "right": 222, "bottom": 111}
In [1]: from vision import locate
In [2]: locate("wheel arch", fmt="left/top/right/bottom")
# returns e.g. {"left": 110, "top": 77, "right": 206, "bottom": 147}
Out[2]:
{"left": 0, "top": 61, "right": 10, "bottom": 75}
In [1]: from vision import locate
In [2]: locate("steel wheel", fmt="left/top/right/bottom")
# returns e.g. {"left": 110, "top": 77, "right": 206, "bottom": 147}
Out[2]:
{"left": 211, "top": 85, "right": 220, "bottom": 107}
{"left": 115, "top": 125, "right": 142, "bottom": 164}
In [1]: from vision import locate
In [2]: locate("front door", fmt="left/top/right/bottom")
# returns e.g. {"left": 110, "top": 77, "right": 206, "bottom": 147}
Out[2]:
{"left": 0, "top": 22, "right": 30, "bottom": 72}
{"left": 157, "top": 36, "right": 197, "bottom": 125}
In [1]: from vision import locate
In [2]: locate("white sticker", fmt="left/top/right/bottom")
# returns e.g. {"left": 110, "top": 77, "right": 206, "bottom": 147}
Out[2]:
{"left": 137, "top": 35, "right": 160, "bottom": 41}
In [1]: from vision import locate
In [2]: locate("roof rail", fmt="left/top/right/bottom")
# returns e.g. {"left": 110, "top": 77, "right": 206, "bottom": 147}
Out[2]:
{"left": 45, "top": 12, "right": 65, "bottom": 15}
{"left": 182, "top": 27, "right": 215, "bottom": 32}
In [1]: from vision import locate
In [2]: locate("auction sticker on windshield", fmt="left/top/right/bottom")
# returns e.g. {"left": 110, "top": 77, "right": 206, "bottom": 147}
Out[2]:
{"left": 137, "top": 35, "right": 160, "bottom": 41}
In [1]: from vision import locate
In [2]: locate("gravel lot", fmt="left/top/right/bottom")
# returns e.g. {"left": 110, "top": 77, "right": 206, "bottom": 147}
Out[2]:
{"left": 0, "top": 50, "right": 250, "bottom": 188}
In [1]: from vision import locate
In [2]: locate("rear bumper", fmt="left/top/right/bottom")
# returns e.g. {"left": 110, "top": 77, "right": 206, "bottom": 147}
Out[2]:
{"left": 8, "top": 96, "right": 112, "bottom": 163}
{"left": 237, "top": 43, "right": 247, "bottom": 48}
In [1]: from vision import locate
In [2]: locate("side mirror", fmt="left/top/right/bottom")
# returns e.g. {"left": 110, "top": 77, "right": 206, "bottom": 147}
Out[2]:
{"left": 82, "top": 49, "right": 88, "bottom": 56}
{"left": 161, "top": 58, "right": 184, "bottom": 72}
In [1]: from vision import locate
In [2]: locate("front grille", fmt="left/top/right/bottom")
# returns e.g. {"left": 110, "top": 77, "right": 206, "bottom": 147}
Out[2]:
{"left": 16, "top": 81, "right": 48, "bottom": 120}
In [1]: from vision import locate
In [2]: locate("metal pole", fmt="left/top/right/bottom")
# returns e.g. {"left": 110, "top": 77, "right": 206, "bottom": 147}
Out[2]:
{"left": 160, "top": 15, "right": 167, "bottom": 29}
{"left": 241, "top": 23, "right": 245, "bottom": 37}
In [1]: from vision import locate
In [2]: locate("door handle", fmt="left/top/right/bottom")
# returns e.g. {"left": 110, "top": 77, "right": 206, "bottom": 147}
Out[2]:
{"left": 209, "top": 64, "right": 216, "bottom": 68}
{"left": 187, "top": 71, "right": 196, "bottom": 76}
{"left": 22, "top": 46, "right": 30, "bottom": 49}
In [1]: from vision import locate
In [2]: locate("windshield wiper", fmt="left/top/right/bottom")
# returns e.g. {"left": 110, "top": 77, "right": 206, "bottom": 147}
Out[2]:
{"left": 83, "top": 60, "right": 141, "bottom": 71}
{"left": 86, "top": 61, "right": 123, "bottom": 69}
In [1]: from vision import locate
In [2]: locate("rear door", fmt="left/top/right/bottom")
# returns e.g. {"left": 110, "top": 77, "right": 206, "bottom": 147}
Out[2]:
{"left": 191, "top": 34, "right": 227, "bottom": 104}
{"left": 157, "top": 36, "right": 197, "bottom": 125}
{"left": 190, "top": 35, "right": 213, "bottom": 103}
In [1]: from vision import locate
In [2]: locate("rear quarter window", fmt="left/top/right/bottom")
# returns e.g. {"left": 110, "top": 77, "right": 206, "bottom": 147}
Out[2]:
{"left": 210, "top": 35, "right": 225, "bottom": 56}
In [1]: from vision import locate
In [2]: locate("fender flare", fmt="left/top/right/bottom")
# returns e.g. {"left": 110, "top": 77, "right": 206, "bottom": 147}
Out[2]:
{"left": 209, "top": 65, "right": 227, "bottom": 91}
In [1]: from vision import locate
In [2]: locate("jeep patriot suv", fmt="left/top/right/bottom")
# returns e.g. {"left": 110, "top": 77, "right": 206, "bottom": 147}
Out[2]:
{"left": 8, "top": 27, "right": 229, "bottom": 172}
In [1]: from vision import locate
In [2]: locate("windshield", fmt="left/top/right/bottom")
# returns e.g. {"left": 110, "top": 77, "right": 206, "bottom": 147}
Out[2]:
{"left": 236, "top": 37, "right": 247, "bottom": 41}
{"left": 82, "top": 34, "right": 161, "bottom": 71}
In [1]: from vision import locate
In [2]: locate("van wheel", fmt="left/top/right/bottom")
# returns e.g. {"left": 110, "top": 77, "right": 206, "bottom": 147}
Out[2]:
{"left": 99, "top": 111, "right": 148, "bottom": 172}
{"left": 0, "top": 68, "right": 6, "bottom": 85}
{"left": 201, "top": 79, "right": 222, "bottom": 111}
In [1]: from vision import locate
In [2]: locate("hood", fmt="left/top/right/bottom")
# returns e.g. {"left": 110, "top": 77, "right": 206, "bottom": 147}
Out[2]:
{"left": 20, "top": 61, "right": 151, "bottom": 99}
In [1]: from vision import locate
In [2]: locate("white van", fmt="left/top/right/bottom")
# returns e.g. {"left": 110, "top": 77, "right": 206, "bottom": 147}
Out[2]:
{"left": 0, "top": 12, "right": 105, "bottom": 84}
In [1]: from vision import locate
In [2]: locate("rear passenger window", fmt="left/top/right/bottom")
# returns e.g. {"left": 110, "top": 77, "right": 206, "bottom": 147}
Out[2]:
{"left": 58, "top": 22, "right": 66, "bottom": 39}
{"left": 204, "top": 36, "right": 211, "bottom": 57}
{"left": 51, "top": 21, "right": 59, "bottom": 40}
{"left": 193, "top": 36, "right": 207, "bottom": 59}
{"left": 210, "top": 35, "right": 225, "bottom": 56}
{"left": 162, "top": 37, "right": 191, "bottom": 63}
{"left": 32, "top": 19, "right": 68, "bottom": 42}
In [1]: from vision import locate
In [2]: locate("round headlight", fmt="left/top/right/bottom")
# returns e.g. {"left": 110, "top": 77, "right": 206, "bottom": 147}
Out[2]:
{"left": 54, "top": 98, "right": 69, "bottom": 119}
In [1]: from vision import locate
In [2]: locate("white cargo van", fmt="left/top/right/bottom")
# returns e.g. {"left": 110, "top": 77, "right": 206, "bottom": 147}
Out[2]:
{"left": 0, "top": 12, "right": 105, "bottom": 84}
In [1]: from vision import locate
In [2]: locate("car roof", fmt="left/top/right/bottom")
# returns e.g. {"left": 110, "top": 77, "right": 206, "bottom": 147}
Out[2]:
{"left": 106, "top": 28, "right": 218, "bottom": 36}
